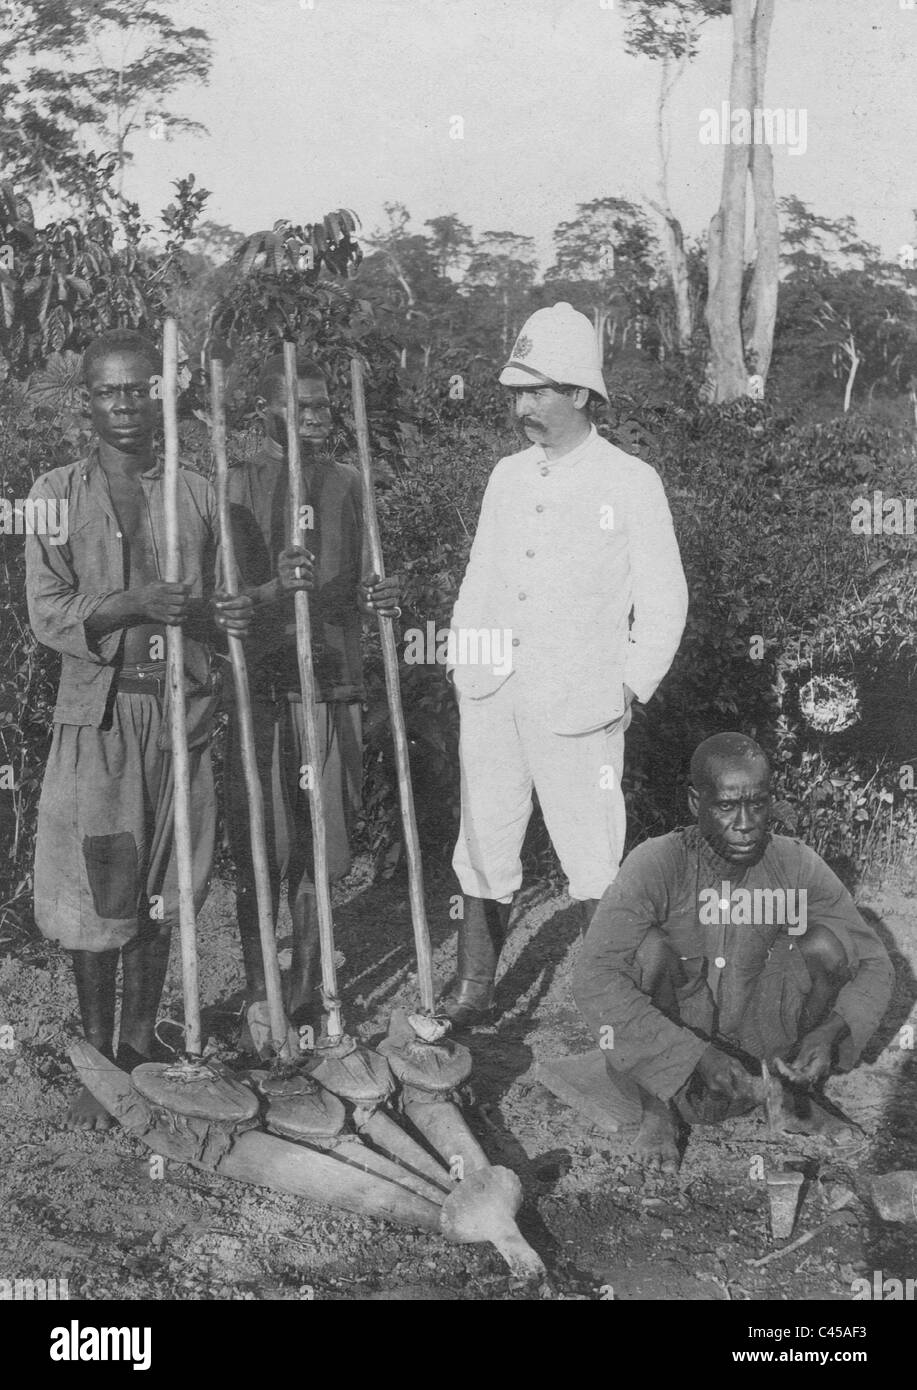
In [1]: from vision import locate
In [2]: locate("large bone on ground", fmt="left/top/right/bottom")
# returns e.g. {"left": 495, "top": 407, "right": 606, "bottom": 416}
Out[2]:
{"left": 250, "top": 1066, "right": 447, "bottom": 1204}
{"left": 356, "top": 1108, "right": 454, "bottom": 1193}
{"left": 70, "top": 1043, "right": 443, "bottom": 1233}
{"left": 400, "top": 1094, "right": 491, "bottom": 1177}
{"left": 440, "top": 1166, "right": 546, "bottom": 1279}
{"left": 327, "top": 1134, "right": 448, "bottom": 1207}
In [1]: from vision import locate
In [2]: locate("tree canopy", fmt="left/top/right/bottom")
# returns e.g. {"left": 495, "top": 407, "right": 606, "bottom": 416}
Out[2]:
{"left": 0, "top": 0, "right": 211, "bottom": 207}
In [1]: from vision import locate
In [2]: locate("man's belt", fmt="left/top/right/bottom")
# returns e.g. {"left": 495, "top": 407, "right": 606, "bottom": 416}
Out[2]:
{"left": 114, "top": 664, "right": 214, "bottom": 698}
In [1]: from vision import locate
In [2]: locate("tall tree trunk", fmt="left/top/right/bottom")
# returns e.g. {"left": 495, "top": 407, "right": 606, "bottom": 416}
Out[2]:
{"left": 743, "top": 0, "right": 779, "bottom": 384}
{"left": 663, "top": 214, "right": 693, "bottom": 352}
{"left": 593, "top": 305, "right": 609, "bottom": 363}
{"left": 705, "top": 0, "right": 755, "bottom": 403}
{"left": 843, "top": 335, "right": 859, "bottom": 413}
{"left": 114, "top": 57, "right": 127, "bottom": 197}
{"left": 648, "top": 54, "right": 693, "bottom": 352}
{"left": 387, "top": 255, "right": 414, "bottom": 308}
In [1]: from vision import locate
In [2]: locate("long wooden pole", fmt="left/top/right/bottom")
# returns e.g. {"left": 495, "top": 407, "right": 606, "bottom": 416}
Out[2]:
{"left": 350, "top": 358, "right": 435, "bottom": 1014}
{"left": 211, "top": 359, "right": 290, "bottom": 1059}
{"left": 162, "top": 318, "right": 201, "bottom": 1057}
{"left": 284, "top": 342, "right": 343, "bottom": 1042}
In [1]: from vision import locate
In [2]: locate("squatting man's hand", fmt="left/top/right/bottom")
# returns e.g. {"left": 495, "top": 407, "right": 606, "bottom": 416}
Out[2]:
{"left": 694, "top": 1044, "right": 757, "bottom": 1102}
{"left": 359, "top": 571, "right": 401, "bottom": 617}
{"left": 278, "top": 545, "right": 316, "bottom": 592}
{"left": 777, "top": 1022, "right": 839, "bottom": 1085}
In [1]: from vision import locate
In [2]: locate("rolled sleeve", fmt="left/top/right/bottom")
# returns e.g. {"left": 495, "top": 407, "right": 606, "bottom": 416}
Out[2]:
{"left": 25, "top": 481, "right": 120, "bottom": 665}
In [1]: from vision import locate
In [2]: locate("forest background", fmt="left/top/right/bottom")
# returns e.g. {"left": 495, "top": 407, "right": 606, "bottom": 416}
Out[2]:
{"left": 2, "top": 0, "right": 917, "bottom": 945}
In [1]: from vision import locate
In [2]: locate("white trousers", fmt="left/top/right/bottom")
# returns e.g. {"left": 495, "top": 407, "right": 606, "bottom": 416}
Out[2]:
{"left": 452, "top": 676, "right": 628, "bottom": 902}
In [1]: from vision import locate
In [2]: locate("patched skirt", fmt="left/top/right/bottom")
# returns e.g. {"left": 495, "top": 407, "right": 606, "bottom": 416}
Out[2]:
{"left": 34, "top": 693, "right": 215, "bottom": 952}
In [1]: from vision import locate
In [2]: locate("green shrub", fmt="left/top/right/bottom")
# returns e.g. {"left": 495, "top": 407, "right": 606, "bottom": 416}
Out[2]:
{"left": 0, "top": 381, "right": 83, "bottom": 939}
{"left": 362, "top": 393, "right": 917, "bottom": 882}
{"left": 5, "top": 378, "right": 917, "bottom": 938}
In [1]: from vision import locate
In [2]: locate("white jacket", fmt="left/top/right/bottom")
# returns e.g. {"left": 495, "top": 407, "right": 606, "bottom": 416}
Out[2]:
{"left": 449, "top": 427, "right": 688, "bottom": 734}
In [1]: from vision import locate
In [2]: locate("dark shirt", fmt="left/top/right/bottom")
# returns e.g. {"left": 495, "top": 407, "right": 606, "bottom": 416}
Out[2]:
{"left": 574, "top": 826, "right": 894, "bottom": 1101}
{"left": 226, "top": 443, "right": 367, "bottom": 703}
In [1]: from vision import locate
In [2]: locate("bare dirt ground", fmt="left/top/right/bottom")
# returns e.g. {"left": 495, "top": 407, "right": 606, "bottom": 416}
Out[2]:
{"left": 1, "top": 862, "right": 916, "bottom": 1302}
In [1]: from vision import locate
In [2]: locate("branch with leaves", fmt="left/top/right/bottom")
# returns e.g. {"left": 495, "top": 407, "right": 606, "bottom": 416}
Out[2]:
{"left": 0, "top": 170, "right": 209, "bottom": 375}
{"left": 0, "top": 0, "right": 212, "bottom": 206}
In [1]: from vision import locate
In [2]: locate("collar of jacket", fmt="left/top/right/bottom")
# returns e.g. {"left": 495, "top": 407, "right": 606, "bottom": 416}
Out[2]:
{"left": 685, "top": 822, "right": 773, "bottom": 881}
{"left": 78, "top": 445, "right": 165, "bottom": 482}
{"left": 533, "top": 423, "right": 598, "bottom": 471}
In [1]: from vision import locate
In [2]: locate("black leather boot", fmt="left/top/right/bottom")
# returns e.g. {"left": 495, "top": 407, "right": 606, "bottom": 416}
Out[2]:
{"left": 440, "top": 896, "right": 511, "bottom": 1027}
{"left": 580, "top": 898, "right": 601, "bottom": 939}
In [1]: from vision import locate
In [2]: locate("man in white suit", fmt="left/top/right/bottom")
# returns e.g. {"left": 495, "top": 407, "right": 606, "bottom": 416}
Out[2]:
{"left": 442, "top": 302, "right": 688, "bottom": 1026}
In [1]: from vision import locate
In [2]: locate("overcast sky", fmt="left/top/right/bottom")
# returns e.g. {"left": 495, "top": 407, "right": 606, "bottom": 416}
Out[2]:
{"left": 121, "top": 0, "right": 916, "bottom": 266}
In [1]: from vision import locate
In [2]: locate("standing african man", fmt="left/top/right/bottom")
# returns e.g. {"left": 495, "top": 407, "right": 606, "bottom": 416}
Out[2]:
{"left": 443, "top": 303, "right": 688, "bottom": 1026}
{"left": 26, "top": 328, "right": 251, "bottom": 1129}
{"left": 225, "top": 350, "right": 399, "bottom": 1051}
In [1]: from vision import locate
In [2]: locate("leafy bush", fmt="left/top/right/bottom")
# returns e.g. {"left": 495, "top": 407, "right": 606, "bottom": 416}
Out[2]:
{"left": 0, "top": 174, "right": 208, "bottom": 376}
{"left": 359, "top": 392, "right": 917, "bottom": 883}
{"left": 6, "top": 340, "right": 917, "bottom": 939}
{"left": 619, "top": 399, "right": 917, "bottom": 874}
{"left": 0, "top": 381, "right": 82, "bottom": 938}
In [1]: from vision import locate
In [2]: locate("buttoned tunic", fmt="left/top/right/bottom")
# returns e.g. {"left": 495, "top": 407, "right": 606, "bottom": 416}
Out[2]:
{"left": 450, "top": 426, "right": 687, "bottom": 900}
{"left": 575, "top": 827, "right": 894, "bottom": 1100}
{"left": 450, "top": 426, "right": 687, "bottom": 733}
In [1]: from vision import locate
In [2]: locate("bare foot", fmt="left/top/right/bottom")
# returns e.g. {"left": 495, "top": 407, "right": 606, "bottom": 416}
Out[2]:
{"left": 633, "top": 1093, "right": 680, "bottom": 1173}
{"left": 66, "top": 1085, "right": 115, "bottom": 1132}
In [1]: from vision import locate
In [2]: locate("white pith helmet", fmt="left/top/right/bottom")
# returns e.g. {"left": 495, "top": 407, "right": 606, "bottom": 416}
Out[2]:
{"left": 499, "top": 302, "right": 608, "bottom": 402}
